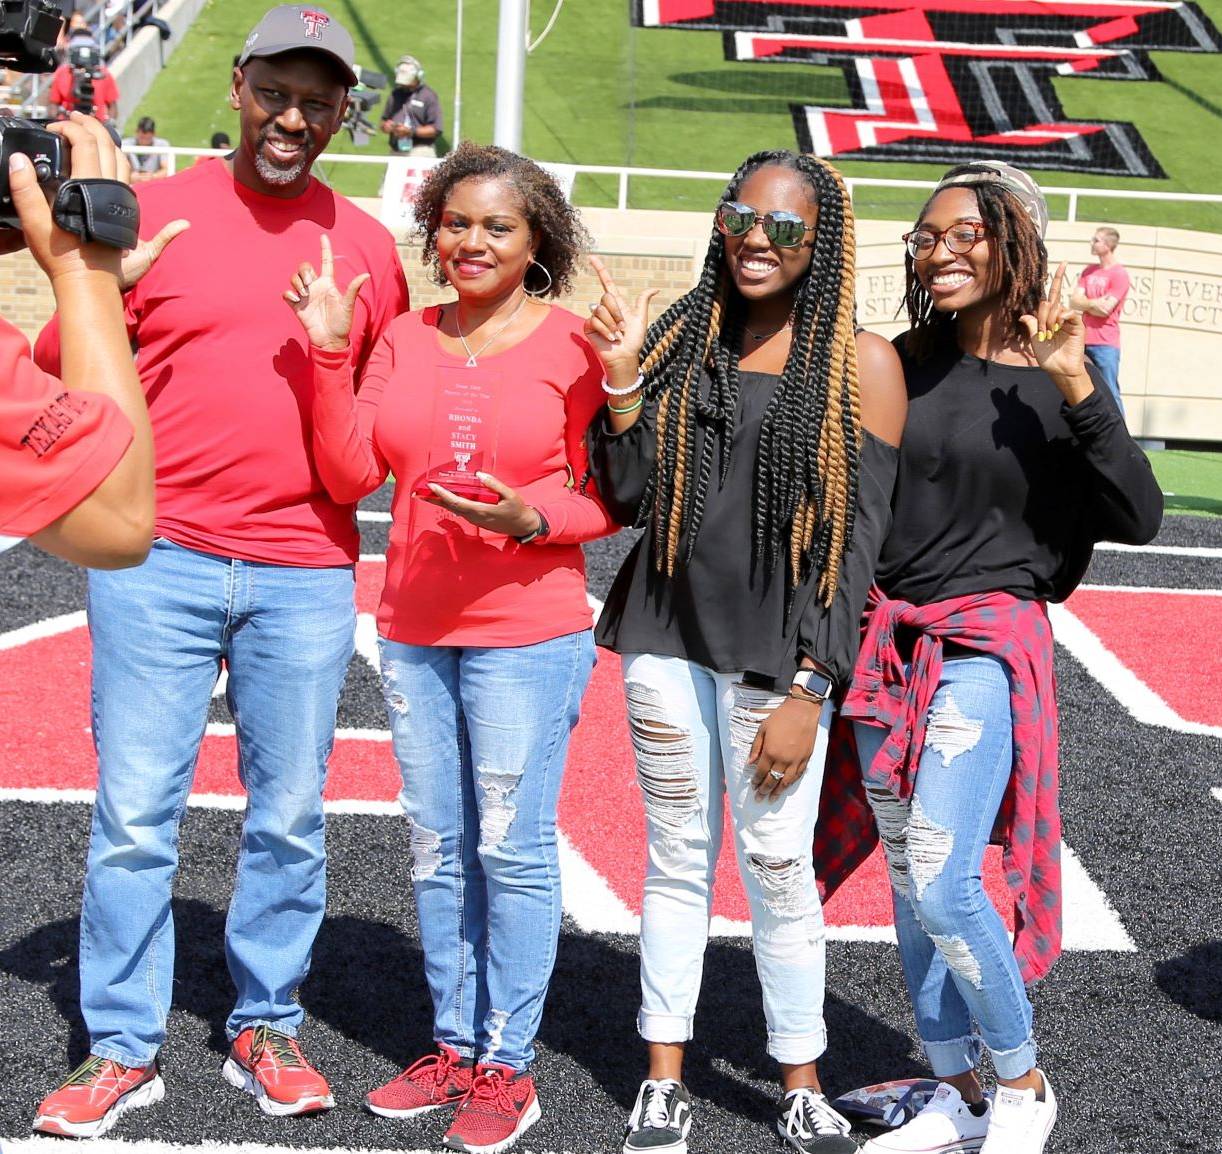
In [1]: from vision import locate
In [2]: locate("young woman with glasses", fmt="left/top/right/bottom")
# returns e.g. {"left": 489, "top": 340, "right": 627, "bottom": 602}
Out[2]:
{"left": 282, "top": 142, "right": 617, "bottom": 1154}
{"left": 583, "top": 149, "right": 907, "bottom": 1154}
{"left": 838, "top": 162, "right": 1162, "bottom": 1154}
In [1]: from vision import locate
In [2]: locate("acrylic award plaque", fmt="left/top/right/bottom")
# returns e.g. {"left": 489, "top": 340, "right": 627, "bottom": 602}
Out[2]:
{"left": 411, "top": 364, "right": 504, "bottom": 504}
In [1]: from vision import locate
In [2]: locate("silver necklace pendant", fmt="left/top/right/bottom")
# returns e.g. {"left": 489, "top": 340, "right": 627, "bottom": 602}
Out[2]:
{"left": 456, "top": 295, "right": 528, "bottom": 367}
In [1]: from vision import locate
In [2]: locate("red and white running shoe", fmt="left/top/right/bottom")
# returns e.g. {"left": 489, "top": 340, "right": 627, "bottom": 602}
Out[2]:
{"left": 33, "top": 1055, "right": 165, "bottom": 1138}
{"left": 223, "top": 1025, "right": 334, "bottom": 1116}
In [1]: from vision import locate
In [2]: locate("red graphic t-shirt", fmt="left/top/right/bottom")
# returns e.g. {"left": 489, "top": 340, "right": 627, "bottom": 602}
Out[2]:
{"left": 1078, "top": 262, "right": 1130, "bottom": 348}
{"left": 0, "top": 317, "right": 132, "bottom": 540}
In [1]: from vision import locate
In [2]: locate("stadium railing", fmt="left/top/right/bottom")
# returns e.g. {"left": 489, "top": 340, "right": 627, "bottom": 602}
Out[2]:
{"left": 126, "top": 147, "right": 1222, "bottom": 223}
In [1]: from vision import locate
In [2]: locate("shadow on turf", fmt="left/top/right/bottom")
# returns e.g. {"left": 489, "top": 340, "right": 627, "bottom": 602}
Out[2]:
{"left": 1154, "top": 940, "right": 1222, "bottom": 1022}
{"left": 2, "top": 904, "right": 918, "bottom": 1119}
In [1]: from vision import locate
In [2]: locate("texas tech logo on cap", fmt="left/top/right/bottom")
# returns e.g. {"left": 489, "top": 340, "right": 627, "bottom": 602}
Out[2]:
{"left": 300, "top": 8, "right": 330, "bottom": 39}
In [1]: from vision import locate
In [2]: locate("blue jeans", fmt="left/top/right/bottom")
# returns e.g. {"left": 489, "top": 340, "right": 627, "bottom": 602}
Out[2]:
{"left": 378, "top": 631, "right": 596, "bottom": 1073}
{"left": 621, "top": 654, "right": 833, "bottom": 1064}
{"left": 853, "top": 655, "right": 1038, "bottom": 1081}
{"left": 82, "top": 538, "right": 356, "bottom": 1066}
{"left": 1085, "top": 344, "right": 1123, "bottom": 414}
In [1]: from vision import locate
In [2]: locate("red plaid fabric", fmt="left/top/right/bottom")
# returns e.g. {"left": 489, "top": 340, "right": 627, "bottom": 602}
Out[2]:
{"left": 815, "top": 588, "right": 1062, "bottom": 984}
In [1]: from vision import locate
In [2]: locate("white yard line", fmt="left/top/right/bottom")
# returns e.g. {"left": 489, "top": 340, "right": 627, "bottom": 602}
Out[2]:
{"left": 1093, "top": 542, "right": 1222, "bottom": 559}
{"left": 1049, "top": 603, "right": 1222, "bottom": 739}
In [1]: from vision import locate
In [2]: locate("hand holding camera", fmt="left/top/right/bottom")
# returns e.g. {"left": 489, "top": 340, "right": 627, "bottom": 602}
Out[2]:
{"left": 8, "top": 112, "right": 126, "bottom": 281}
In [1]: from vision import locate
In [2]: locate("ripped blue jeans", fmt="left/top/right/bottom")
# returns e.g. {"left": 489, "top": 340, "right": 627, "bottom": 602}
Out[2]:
{"left": 853, "top": 654, "right": 1038, "bottom": 1081}
{"left": 378, "top": 632, "right": 595, "bottom": 1073}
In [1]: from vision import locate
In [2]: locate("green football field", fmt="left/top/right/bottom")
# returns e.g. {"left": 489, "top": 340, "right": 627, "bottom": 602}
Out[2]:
{"left": 1148, "top": 450, "right": 1222, "bottom": 516}
{"left": 132, "top": 0, "right": 1222, "bottom": 227}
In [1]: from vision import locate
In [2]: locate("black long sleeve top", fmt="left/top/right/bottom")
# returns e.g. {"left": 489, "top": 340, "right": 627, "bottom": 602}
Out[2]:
{"left": 587, "top": 369, "right": 899, "bottom": 690}
{"left": 877, "top": 341, "right": 1164, "bottom": 606}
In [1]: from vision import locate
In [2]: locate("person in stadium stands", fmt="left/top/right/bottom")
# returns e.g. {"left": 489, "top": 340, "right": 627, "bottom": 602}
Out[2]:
{"left": 32, "top": 5, "right": 408, "bottom": 1138}
{"left": 380, "top": 53, "right": 442, "bottom": 156}
{"left": 838, "top": 162, "right": 1161, "bottom": 1154}
{"left": 193, "top": 131, "right": 232, "bottom": 166}
{"left": 48, "top": 42, "right": 119, "bottom": 122}
{"left": 122, "top": 115, "right": 169, "bottom": 181}
{"left": 284, "top": 141, "right": 614, "bottom": 1154}
{"left": 584, "top": 149, "right": 907, "bottom": 1154}
{"left": 1071, "top": 226, "right": 1130, "bottom": 414}
{"left": 1, "top": 114, "right": 157, "bottom": 567}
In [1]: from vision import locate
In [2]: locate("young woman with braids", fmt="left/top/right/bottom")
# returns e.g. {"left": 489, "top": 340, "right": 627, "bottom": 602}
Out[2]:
{"left": 283, "top": 143, "right": 616, "bottom": 1154}
{"left": 829, "top": 162, "right": 1162, "bottom": 1154}
{"left": 584, "top": 150, "right": 907, "bottom": 1154}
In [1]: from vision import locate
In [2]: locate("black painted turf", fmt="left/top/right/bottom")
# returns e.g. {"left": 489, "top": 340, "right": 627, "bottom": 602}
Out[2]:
{"left": 0, "top": 502, "right": 1218, "bottom": 1153}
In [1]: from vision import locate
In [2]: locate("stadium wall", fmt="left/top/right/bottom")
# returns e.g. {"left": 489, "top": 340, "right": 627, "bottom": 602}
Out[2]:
{"left": 4, "top": 203, "right": 1219, "bottom": 443}
{"left": 110, "top": 0, "right": 211, "bottom": 129}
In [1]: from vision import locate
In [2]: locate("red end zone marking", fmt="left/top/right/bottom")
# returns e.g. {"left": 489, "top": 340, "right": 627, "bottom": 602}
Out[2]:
{"left": 1065, "top": 588, "right": 1222, "bottom": 728}
{"left": 0, "top": 559, "right": 1040, "bottom": 929}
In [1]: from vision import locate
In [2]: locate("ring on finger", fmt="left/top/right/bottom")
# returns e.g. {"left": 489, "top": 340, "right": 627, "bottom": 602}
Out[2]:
{"left": 767, "top": 768, "right": 784, "bottom": 781}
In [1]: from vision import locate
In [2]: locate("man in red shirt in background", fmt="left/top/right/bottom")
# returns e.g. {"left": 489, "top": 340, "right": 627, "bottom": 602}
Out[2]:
{"left": 48, "top": 43, "right": 120, "bottom": 122}
{"left": 33, "top": 5, "right": 409, "bottom": 1138}
{"left": 1072, "top": 226, "right": 1130, "bottom": 415}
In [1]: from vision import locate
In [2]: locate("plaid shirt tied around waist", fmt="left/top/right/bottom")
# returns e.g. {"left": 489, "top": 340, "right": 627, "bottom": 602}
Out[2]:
{"left": 815, "top": 589, "right": 1063, "bottom": 984}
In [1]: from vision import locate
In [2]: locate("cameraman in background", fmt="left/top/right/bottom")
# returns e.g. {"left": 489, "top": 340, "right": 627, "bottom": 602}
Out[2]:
{"left": 380, "top": 53, "right": 441, "bottom": 156}
{"left": 49, "top": 39, "right": 119, "bottom": 121}
{"left": 1, "top": 113, "right": 153, "bottom": 565}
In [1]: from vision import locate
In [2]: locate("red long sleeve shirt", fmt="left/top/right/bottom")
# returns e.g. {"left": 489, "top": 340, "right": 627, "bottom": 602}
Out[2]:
{"left": 310, "top": 305, "right": 617, "bottom": 646}
{"left": 35, "top": 159, "right": 410, "bottom": 566}
{"left": 0, "top": 318, "right": 132, "bottom": 538}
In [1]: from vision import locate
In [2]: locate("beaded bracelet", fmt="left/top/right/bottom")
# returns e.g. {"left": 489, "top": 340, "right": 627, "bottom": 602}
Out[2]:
{"left": 602, "top": 372, "right": 644, "bottom": 397}
{"left": 607, "top": 396, "right": 644, "bottom": 415}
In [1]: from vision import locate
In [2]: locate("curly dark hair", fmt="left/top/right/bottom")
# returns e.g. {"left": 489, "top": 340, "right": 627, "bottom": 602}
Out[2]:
{"left": 903, "top": 163, "right": 1048, "bottom": 363}
{"left": 413, "top": 142, "right": 590, "bottom": 298}
{"left": 628, "top": 149, "right": 862, "bottom": 606}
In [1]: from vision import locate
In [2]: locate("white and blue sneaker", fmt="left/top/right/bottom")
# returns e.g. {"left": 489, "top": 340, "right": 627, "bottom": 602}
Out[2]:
{"left": 979, "top": 1071, "right": 1057, "bottom": 1154}
{"left": 861, "top": 1082, "right": 991, "bottom": 1153}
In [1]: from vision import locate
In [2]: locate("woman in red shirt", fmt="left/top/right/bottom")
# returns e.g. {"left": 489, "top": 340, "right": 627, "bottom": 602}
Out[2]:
{"left": 286, "top": 143, "right": 615, "bottom": 1154}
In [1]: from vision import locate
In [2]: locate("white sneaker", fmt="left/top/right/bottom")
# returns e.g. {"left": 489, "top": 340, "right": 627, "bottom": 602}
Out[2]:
{"left": 979, "top": 1071, "right": 1057, "bottom": 1154}
{"left": 861, "top": 1082, "right": 991, "bottom": 1153}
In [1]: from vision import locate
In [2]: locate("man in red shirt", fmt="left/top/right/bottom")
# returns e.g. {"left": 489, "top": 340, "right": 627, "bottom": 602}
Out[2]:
{"left": 48, "top": 47, "right": 120, "bottom": 122}
{"left": 1071, "top": 226, "right": 1130, "bottom": 414}
{"left": 33, "top": 5, "right": 410, "bottom": 1138}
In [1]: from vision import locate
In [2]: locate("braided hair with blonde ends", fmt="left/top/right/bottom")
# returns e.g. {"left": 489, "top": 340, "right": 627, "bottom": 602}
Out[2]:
{"left": 633, "top": 150, "right": 862, "bottom": 606}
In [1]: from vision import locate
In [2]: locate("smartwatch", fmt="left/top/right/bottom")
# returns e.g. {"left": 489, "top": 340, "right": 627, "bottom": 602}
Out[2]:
{"left": 514, "top": 508, "right": 550, "bottom": 545}
{"left": 791, "top": 668, "right": 834, "bottom": 702}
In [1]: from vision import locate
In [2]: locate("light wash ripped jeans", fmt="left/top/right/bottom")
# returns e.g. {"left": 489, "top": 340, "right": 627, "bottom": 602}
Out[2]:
{"left": 853, "top": 653, "right": 1038, "bottom": 1080}
{"left": 378, "top": 630, "right": 595, "bottom": 1074}
{"left": 621, "top": 652, "right": 833, "bottom": 1065}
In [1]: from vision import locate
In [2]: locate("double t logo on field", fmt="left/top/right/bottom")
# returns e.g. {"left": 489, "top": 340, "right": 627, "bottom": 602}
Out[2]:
{"left": 634, "top": 0, "right": 1222, "bottom": 177}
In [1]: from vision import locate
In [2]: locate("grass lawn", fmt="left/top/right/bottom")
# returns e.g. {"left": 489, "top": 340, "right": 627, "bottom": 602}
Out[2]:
{"left": 1147, "top": 450, "right": 1222, "bottom": 516}
{"left": 132, "top": 0, "right": 1222, "bottom": 224}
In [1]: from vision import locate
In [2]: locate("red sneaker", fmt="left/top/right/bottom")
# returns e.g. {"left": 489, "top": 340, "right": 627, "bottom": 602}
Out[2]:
{"left": 366, "top": 1043, "right": 475, "bottom": 1118}
{"left": 223, "top": 1025, "right": 334, "bottom": 1116}
{"left": 443, "top": 1062, "right": 541, "bottom": 1154}
{"left": 33, "top": 1055, "right": 164, "bottom": 1138}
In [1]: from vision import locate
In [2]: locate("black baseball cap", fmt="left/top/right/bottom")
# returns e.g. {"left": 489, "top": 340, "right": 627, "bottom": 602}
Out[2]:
{"left": 238, "top": 5, "right": 358, "bottom": 87}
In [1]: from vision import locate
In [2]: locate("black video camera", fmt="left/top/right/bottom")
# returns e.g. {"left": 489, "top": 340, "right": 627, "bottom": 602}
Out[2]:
{"left": 0, "top": 3, "right": 138, "bottom": 247}
{"left": 342, "top": 65, "right": 386, "bottom": 147}
{"left": 67, "top": 42, "right": 104, "bottom": 118}
{"left": 0, "top": 0, "right": 62, "bottom": 73}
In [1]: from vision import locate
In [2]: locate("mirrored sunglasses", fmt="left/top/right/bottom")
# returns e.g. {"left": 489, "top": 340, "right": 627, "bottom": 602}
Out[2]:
{"left": 716, "top": 201, "right": 816, "bottom": 248}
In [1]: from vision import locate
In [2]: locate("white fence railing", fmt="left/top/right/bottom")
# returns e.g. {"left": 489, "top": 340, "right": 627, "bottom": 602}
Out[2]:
{"left": 122, "top": 148, "right": 1222, "bottom": 220}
